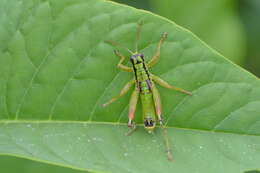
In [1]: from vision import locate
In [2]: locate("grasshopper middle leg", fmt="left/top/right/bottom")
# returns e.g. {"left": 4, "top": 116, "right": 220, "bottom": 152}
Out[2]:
{"left": 103, "top": 79, "right": 135, "bottom": 107}
{"left": 151, "top": 74, "right": 192, "bottom": 96}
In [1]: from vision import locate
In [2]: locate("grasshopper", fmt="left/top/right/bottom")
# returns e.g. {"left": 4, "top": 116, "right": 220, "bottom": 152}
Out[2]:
{"left": 103, "top": 22, "right": 192, "bottom": 160}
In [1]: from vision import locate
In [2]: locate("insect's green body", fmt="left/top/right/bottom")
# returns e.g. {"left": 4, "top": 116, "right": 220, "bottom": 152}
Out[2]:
{"left": 140, "top": 93, "right": 156, "bottom": 129}
{"left": 103, "top": 23, "right": 192, "bottom": 160}
{"left": 131, "top": 54, "right": 157, "bottom": 132}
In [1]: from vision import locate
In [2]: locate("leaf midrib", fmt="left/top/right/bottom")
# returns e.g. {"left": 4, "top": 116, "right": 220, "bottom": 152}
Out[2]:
{"left": 0, "top": 120, "right": 259, "bottom": 137}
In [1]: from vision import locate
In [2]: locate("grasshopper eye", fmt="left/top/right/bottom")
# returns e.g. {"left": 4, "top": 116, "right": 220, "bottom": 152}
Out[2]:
{"left": 130, "top": 55, "right": 135, "bottom": 61}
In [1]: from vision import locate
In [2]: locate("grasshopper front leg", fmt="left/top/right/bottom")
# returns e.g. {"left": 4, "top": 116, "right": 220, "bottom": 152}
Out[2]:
{"left": 114, "top": 50, "right": 132, "bottom": 72}
{"left": 147, "top": 32, "right": 168, "bottom": 68}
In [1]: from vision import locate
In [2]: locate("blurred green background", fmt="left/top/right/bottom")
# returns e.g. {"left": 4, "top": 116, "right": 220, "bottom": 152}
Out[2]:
{"left": 112, "top": 0, "right": 260, "bottom": 77}
{"left": 1, "top": 0, "right": 260, "bottom": 173}
{"left": 0, "top": 155, "right": 86, "bottom": 173}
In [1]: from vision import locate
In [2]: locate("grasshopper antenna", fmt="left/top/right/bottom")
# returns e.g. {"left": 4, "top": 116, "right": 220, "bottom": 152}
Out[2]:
{"left": 135, "top": 20, "right": 144, "bottom": 53}
{"left": 105, "top": 40, "right": 134, "bottom": 54}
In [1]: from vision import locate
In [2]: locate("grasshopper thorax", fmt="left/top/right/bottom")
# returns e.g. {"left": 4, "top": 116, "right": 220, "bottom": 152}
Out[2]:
{"left": 130, "top": 53, "right": 144, "bottom": 65}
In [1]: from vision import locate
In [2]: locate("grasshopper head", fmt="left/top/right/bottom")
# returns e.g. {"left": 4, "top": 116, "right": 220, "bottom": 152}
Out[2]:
{"left": 144, "top": 116, "right": 156, "bottom": 133}
{"left": 130, "top": 53, "right": 144, "bottom": 65}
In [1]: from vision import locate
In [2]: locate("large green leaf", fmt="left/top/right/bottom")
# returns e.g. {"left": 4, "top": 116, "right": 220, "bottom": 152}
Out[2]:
{"left": 0, "top": 0, "right": 259, "bottom": 173}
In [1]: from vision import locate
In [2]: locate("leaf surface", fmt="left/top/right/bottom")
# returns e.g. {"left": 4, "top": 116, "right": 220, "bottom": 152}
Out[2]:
{"left": 0, "top": 0, "right": 260, "bottom": 172}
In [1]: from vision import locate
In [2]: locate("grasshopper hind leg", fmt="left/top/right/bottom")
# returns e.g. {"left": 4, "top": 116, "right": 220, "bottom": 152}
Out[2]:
{"left": 125, "top": 120, "right": 137, "bottom": 136}
{"left": 151, "top": 85, "right": 173, "bottom": 161}
{"left": 125, "top": 88, "right": 139, "bottom": 136}
{"left": 159, "top": 121, "right": 173, "bottom": 161}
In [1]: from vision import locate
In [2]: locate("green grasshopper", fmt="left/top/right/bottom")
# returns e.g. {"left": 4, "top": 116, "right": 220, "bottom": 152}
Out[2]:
{"left": 103, "top": 22, "right": 192, "bottom": 160}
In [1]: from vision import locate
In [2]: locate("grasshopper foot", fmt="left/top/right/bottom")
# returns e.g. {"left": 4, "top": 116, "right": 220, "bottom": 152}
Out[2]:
{"left": 125, "top": 120, "right": 137, "bottom": 136}
{"left": 161, "top": 32, "right": 168, "bottom": 40}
